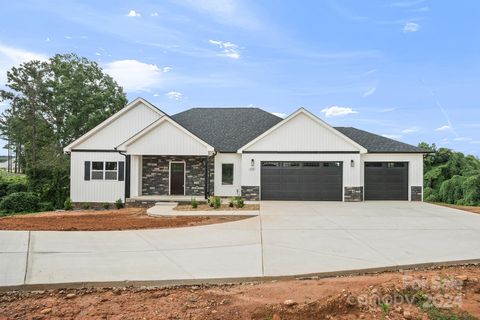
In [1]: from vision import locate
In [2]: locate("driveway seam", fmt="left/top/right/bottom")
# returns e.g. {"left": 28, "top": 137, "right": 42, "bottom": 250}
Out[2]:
{"left": 23, "top": 231, "right": 31, "bottom": 285}
{"left": 259, "top": 210, "right": 265, "bottom": 276}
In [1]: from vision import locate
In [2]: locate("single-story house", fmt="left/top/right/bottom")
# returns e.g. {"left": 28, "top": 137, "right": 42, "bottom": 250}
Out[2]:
{"left": 64, "top": 98, "right": 426, "bottom": 203}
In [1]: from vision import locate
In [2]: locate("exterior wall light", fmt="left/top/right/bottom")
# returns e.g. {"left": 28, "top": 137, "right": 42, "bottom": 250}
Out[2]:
{"left": 351, "top": 160, "right": 355, "bottom": 167}
{"left": 251, "top": 159, "right": 255, "bottom": 167}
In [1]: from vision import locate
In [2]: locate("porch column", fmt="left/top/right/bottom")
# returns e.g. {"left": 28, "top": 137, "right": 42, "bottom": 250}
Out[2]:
{"left": 129, "top": 155, "right": 142, "bottom": 197}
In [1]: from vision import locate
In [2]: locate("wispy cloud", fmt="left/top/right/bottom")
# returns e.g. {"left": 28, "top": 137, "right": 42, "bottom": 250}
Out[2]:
{"left": 435, "top": 125, "right": 451, "bottom": 132}
{"left": 382, "top": 134, "right": 403, "bottom": 139}
{"left": 471, "top": 141, "right": 480, "bottom": 144}
{"left": 363, "top": 86, "right": 377, "bottom": 97}
{"left": 162, "top": 66, "right": 172, "bottom": 73}
{"left": 401, "top": 126, "right": 420, "bottom": 134}
{"left": 151, "top": 12, "right": 159, "bottom": 17}
{"left": 127, "top": 10, "right": 141, "bottom": 17}
{"left": 411, "top": 6, "right": 430, "bottom": 12}
{"left": 390, "top": 0, "right": 425, "bottom": 7}
{"left": 378, "top": 107, "right": 396, "bottom": 113}
{"left": 454, "top": 137, "right": 472, "bottom": 141}
{"left": 321, "top": 106, "right": 358, "bottom": 118}
{"left": 105, "top": 59, "right": 161, "bottom": 92}
{"left": 271, "top": 112, "right": 287, "bottom": 118}
{"left": 0, "top": 43, "right": 47, "bottom": 82}
{"left": 403, "top": 22, "right": 420, "bottom": 32}
{"left": 208, "top": 40, "right": 240, "bottom": 59}
{"left": 165, "top": 91, "right": 183, "bottom": 100}
{"left": 363, "top": 69, "right": 377, "bottom": 76}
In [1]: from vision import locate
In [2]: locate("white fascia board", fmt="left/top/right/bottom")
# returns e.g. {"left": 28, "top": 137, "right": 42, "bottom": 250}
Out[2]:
{"left": 237, "top": 108, "right": 367, "bottom": 153}
{"left": 63, "top": 97, "right": 164, "bottom": 153}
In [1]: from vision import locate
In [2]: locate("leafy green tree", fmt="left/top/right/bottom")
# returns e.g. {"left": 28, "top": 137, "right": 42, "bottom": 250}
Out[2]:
{"left": 0, "top": 54, "right": 127, "bottom": 207}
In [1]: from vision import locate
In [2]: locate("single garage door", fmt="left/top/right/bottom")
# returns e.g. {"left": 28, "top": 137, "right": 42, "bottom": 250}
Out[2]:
{"left": 261, "top": 161, "right": 343, "bottom": 201}
{"left": 364, "top": 162, "right": 408, "bottom": 200}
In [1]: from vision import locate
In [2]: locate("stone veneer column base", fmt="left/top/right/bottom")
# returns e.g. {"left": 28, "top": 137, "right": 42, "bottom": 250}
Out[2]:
{"left": 241, "top": 186, "right": 260, "bottom": 201}
{"left": 344, "top": 186, "right": 363, "bottom": 202}
{"left": 411, "top": 186, "right": 422, "bottom": 201}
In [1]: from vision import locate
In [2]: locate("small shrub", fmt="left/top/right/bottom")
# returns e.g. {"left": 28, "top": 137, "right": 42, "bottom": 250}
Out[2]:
{"left": 64, "top": 197, "right": 73, "bottom": 210}
{"left": 0, "top": 192, "right": 40, "bottom": 213}
{"left": 39, "top": 202, "right": 55, "bottom": 212}
{"left": 208, "top": 196, "right": 215, "bottom": 207}
{"left": 228, "top": 198, "right": 234, "bottom": 207}
{"left": 213, "top": 196, "right": 221, "bottom": 209}
{"left": 115, "top": 198, "right": 124, "bottom": 209}
{"left": 0, "top": 181, "right": 9, "bottom": 197}
{"left": 235, "top": 197, "right": 245, "bottom": 208}
{"left": 82, "top": 202, "right": 91, "bottom": 210}
{"left": 6, "top": 183, "right": 27, "bottom": 195}
{"left": 191, "top": 197, "right": 198, "bottom": 208}
{"left": 102, "top": 202, "right": 110, "bottom": 210}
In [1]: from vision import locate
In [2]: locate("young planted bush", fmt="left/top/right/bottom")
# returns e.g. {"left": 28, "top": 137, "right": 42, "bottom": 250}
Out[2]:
{"left": 228, "top": 198, "right": 234, "bottom": 207}
{"left": 102, "top": 202, "right": 110, "bottom": 210}
{"left": 115, "top": 198, "right": 124, "bottom": 209}
{"left": 208, "top": 196, "right": 215, "bottom": 207}
{"left": 0, "top": 192, "right": 40, "bottom": 214}
{"left": 191, "top": 197, "right": 198, "bottom": 208}
{"left": 235, "top": 197, "right": 245, "bottom": 208}
{"left": 64, "top": 197, "right": 73, "bottom": 211}
{"left": 213, "top": 196, "right": 221, "bottom": 209}
{"left": 82, "top": 202, "right": 91, "bottom": 210}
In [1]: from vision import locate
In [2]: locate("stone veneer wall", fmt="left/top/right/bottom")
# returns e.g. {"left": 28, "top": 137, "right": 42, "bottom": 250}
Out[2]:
{"left": 142, "top": 156, "right": 209, "bottom": 196}
{"left": 241, "top": 186, "right": 260, "bottom": 201}
{"left": 411, "top": 186, "right": 422, "bottom": 201}
{"left": 344, "top": 186, "right": 363, "bottom": 202}
{"left": 208, "top": 156, "right": 215, "bottom": 196}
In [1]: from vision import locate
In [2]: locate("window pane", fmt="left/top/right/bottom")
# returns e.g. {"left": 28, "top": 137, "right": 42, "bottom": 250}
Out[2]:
{"left": 222, "top": 163, "right": 234, "bottom": 185}
{"left": 91, "top": 171, "right": 103, "bottom": 180}
{"left": 92, "top": 161, "right": 103, "bottom": 170}
{"left": 105, "top": 162, "right": 117, "bottom": 170}
{"left": 105, "top": 171, "right": 118, "bottom": 180}
{"left": 283, "top": 162, "right": 300, "bottom": 167}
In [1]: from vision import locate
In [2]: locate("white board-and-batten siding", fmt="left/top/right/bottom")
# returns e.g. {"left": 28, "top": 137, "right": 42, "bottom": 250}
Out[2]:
{"left": 70, "top": 151, "right": 125, "bottom": 203}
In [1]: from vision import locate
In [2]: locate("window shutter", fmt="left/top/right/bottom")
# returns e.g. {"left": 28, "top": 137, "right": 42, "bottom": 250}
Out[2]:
{"left": 118, "top": 161, "right": 125, "bottom": 181}
{"left": 84, "top": 161, "right": 91, "bottom": 181}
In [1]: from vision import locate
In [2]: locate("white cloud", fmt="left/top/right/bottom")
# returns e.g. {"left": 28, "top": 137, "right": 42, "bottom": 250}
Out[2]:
{"left": 363, "top": 87, "right": 377, "bottom": 97}
{"left": 363, "top": 69, "right": 377, "bottom": 76}
{"left": 390, "top": 0, "right": 425, "bottom": 7}
{"left": 165, "top": 91, "right": 183, "bottom": 101}
{"left": 64, "top": 35, "right": 72, "bottom": 39}
{"left": 271, "top": 112, "right": 287, "bottom": 118}
{"left": 162, "top": 66, "right": 172, "bottom": 73}
{"left": 105, "top": 59, "right": 161, "bottom": 92}
{"left": 0, "top": 44, "right": 47, "bottom": 83}
{"left": 45, "top": 37, "right": 51, "bottom": 42}
{"left": 127, "top": 10, "right": 141, "bottom": 17}
{"left": 378, "top": 107, "right": 396, "bottom": 113}
{"left": 382, "top": 134, "right": 403, "bottom": 139}
{"left": 435, "top": 125, "right": 451, "bottom": 132}
{"left": 208, "top": 40, "right": 240, "bottom": 59}
{"left": 403, "top": 22, "right": 419, "bottom": 32}
{"left": 320, "top": 106, "right": 358, "bottom": 118}
{"left": 401, "top": 126, "right": 420, "bottom": 134}
{"left": 151, "top": 12, "right": 159, "bottom": 17}
{"left": 454, "top": 137, "right": 472, "bottom": 141}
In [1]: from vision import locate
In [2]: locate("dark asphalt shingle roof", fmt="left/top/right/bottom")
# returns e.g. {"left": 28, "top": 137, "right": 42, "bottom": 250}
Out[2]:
{"left": 172, "top": 108, "right": 283, "bottom": 152}
{"left": 172, "top": 108, "right": 426, "bottom": 153}
{"left": 334, "top": 127, "right": 426, "bottom": 153}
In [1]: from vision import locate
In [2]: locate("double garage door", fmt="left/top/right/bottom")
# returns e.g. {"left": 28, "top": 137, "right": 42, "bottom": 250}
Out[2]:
{"left": 261, "top": 161, "right": 343, "bottom": 201}
{"left": 260, "top": 161, "right": 408, "bottom": 201}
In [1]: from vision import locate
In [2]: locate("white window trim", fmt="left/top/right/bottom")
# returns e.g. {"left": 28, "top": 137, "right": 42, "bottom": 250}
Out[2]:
{"left": 168, "top": 161, "right": 186, "bottom": 195}
{"left": 90, "top": 161, "right": 118, "bottom": 181}
{"left": 221, "top": 163, "right": 234, "bottom": 185}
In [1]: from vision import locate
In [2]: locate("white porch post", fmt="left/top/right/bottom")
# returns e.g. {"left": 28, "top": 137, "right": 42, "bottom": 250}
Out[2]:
{"left": 129, "top": 155, "right": 142, "bottom": 197}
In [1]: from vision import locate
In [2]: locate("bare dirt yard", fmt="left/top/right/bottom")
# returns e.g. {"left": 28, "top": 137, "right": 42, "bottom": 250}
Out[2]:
{"left": 435, "top": 203, "right": 480, "bottom": 215}
{"left": 0, "top": 265, "right": 478, "bottom": 320}
{"left": 0, "top": 208, "right": 249, "bottom": 231}
{"left": 174, "top": 203, "right": 260, "bottom": 211}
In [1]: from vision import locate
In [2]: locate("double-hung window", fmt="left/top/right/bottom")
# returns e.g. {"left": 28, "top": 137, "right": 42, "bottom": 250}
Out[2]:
{"left": 91, "top": 161, "right": 118, "bottom": 180}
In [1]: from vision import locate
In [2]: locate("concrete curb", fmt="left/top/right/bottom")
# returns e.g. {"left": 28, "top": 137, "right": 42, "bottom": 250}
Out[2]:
{"left": 1, "top": 258, "right": 478, "bottom": 293}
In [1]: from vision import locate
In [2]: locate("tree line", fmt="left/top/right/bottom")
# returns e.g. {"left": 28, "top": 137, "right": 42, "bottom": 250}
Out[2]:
{"left": 0, "top": 54, "right": 127, "bottom": 208}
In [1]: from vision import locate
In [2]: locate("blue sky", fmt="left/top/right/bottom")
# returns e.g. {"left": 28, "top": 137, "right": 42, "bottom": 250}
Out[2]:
{"left": 0, "top": 0, "right": 479, "bottom": 155}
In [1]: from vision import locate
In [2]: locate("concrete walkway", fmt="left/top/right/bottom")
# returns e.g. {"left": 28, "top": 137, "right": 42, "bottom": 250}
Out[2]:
{"left": 0, "top": 202, "right": 479, "bottom": 287}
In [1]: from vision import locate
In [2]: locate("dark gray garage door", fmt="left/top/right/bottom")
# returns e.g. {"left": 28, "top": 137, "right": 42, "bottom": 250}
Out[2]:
{"left": 364, "top": 162, "right": 408, "bottom": 200}
{"left": 261, "top": 161, "right": 343, "bottom": 201}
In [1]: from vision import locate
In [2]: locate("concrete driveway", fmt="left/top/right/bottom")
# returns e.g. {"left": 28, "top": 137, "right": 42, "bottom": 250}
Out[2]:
{"left": 1, "top": 202, "right": 479, "bottom": 287}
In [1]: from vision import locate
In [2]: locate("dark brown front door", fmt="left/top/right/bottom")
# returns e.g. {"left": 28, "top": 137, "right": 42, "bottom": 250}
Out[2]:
{"left": 170, "top": 162, "right": 185, "bottom": 195}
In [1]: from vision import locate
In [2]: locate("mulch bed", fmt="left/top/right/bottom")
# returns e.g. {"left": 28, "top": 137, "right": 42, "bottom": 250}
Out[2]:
{"left": 433, "top": 203, "right": 480, "bottom": 214}
{"left": 174, "top": 204, "right": 259, "bottom": 211}
{"left": 0, "top": 208, "right": 249, "bottom": 231}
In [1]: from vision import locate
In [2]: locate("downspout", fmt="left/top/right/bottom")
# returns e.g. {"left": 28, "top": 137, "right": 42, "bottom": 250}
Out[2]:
{"left": 116, "top": 148, "right": 130, "bottom": 204}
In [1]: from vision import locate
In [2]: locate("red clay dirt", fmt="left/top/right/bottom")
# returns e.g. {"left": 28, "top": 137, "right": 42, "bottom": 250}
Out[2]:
{"left": 0, "top": 208, "right": 249, "bottom": 231}
{"left": 0, "top": 265, "right": 479, "bottom": 320}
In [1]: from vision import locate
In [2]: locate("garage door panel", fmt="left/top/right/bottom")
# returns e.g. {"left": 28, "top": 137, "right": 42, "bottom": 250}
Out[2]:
{"left": 364, "top": 162, "right": 408, "bottom": 200}
{"left": 261, "top": 161, "right": 342, "bottom": 201}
